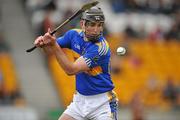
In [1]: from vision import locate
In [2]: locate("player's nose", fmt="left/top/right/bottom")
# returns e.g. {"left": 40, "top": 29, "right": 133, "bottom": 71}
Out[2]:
{"left": 93, "top": 26, "right": 100, "bottom": 33}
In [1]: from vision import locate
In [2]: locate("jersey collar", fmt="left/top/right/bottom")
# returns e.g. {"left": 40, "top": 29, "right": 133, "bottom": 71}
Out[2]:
{"left": 79, "top": 31, "right": 103, "bottom": 42}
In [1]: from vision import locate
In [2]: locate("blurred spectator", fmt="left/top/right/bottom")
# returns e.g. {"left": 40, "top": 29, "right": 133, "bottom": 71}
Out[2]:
{"left": 0, "top": 33, "right": 10, "bottom": 52}
{"left": 43, "top": 0, "right": 56, "bottom": 11}
{"left": 111, "top": 53, "right": 123, "bottom": 74}
{"left": 0, "top": 68, "right": 2, "bottom": 82}
{"left": 0, "top": 81, "right": 24, "bottom": 105}
{"left": 109, "top": 0, "right": 126, "bottom": 13}
{"left": 39, "top": 0, "right": 56, "bottom": 34}
{"left": 0, "top": 80, "right": 14, "bottom": 105}
{"left": 0, "top": 69, "right": 3, "bottom": 101}
{"left": 165, "top": 10, "right": 180, "bottom": 41}
{"left": 103, "top": 25, "right": 110, "bottom": 38}
{"left": 0, "top": 68, "right": 24, "bottom": 106}
{"left": 25, "top": 0, "right": 55, "bottom": 14}
{"left": 143, "top": 74, "right": 163, "bottom": 107}
{"left": 176, "top": 86, "right": 180, "bottom": 109}
{"left": 108, "top": 0, "right": 179, "bottom": 14}
{"left": 128, "top": 52, "right": 142, "bottom": 69}
{"left": 163, "top": 77, "right": 178, "bottom": 108}
{"left": 126, "top": 0, "right": 139, "bottom": 12}
{"left": 57, "top": 7, "right": 75, "bottom": 35}
{"left": 148, "top": 27, "right": 164, "bottom": 43}
{"left": 42, "top": 9, "right": 54, "bottom": 33}
{"left": 124, "top": 25, "right": 138, "bottom": 39}
{"left": 146, "top": 74, "right": 159, "bottom": 91}
{"left": 137, "top": 25, "right": 147, "bottom": 39}
{"left": 165, "top": 22, "right": 180, "bottom": 41}
{"left": 0, "top": 83, "right": 3, "bottom": 104}
{"left": 11, "top": 88, "right": 25, "bottom": 106}
{"left": 172, "top": 0, "right": 180, "bottom": 13}
{"left": 130, "top": 92, "right": 145, "bottom": 120}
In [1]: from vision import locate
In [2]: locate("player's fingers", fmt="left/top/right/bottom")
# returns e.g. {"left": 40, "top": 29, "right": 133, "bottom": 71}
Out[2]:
{"left": 39, "top": 36, "right": 45, "bottom": 46}
{"left": 34, "top": 36, "right": 40, "bottom": 45}
{"left": 47, "top": 28, "right": 56, "bottom": 38}
{"left": 43, "top": 33, "right": 51, "bottom": 44}
{"left": 44, "top": 32, "right": 53, "bottom": 39}
{"left": 39, "top": 36, "right": 49, "bottom": 47}
{"left": 39, "top": 40, "right": 44, "bottom": 46}
{"left": 44, "top": 32, "right": 56, "bottom": 45}
{"left": 34, "top": 36, "right": 43, "bottom": 47}
{"left": 43, "top": 37, "right": 50, "bottom": 45}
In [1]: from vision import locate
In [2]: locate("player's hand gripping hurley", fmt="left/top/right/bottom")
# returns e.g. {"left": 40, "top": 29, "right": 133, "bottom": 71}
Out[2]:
{"left": 26, "top": 1, "right": 99, "bottom": 53}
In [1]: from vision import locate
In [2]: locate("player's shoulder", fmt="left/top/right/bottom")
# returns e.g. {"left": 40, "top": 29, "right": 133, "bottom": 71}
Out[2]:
{"left": 72, "top": 28, "right": 83, "bottom": 33}
{"left": 67, "top": 28, "right": 83, "bottom": 35}
{"left": 87, "top": 37, "right": 109, "bottom": 56}
{"left": 95, "top": 37, "right": 110, "bottom": 56}
{"left": 64, "top": 28, "right": 83, "bottom": 39}
{"left": 95, "top": 37, "right": 109, "bottom": 46}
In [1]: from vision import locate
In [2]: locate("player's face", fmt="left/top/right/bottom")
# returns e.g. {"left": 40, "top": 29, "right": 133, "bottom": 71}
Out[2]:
{"left": 85, "top": 21, "right": 104, "bottom": 36}
{"left": 81, "top": 20, "right": 104, "bottom": 36}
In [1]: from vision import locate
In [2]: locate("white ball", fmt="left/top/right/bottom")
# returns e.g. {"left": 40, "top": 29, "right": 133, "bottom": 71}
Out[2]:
{"left": 117, "top": 47, "right": 126, "bottom": 55}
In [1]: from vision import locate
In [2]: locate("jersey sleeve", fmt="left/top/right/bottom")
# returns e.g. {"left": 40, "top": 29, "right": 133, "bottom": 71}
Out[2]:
{"left": 83, "top": 43, "right": 105, "bottom": 68}
{"left": 56, "top": 30, "right": 74, "bottom": 48}
{"left": 83, "top": 45, "right": 101, "bottom": 68}
{"left": 83, "top": 41, "right": 110, "bottom": 68}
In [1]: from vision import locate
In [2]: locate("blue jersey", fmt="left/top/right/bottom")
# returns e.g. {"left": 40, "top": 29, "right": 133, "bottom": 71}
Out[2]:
{"left": 57, "top": 29, "right": 114, "bottom": 95}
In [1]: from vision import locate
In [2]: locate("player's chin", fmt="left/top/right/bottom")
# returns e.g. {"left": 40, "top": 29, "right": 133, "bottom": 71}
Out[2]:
{"left": 86, "top": 34, "right": 99, "bottom": 38}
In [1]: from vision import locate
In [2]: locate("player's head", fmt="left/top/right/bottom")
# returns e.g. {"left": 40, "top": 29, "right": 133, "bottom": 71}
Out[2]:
{"left": 80, "top": 6, "right": 105, "bottom": 42}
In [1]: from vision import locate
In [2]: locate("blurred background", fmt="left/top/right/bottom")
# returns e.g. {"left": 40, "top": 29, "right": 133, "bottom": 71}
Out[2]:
{"left": 0, "top": 0, "right": 180, "bottom": 120}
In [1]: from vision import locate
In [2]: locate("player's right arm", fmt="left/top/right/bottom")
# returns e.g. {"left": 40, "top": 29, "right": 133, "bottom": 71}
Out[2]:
{"left": 34, "top": 29, "right": 90, "bottom": 75}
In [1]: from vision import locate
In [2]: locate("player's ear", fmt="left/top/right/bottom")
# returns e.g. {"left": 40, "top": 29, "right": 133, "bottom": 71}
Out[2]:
{"left": 80, "top": 20, "right": 84, "bottom": 28}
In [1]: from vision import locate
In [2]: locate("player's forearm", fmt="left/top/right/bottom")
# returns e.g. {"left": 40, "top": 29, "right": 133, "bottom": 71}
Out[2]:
{"left": 51, "top": 43, "right": 77, "bottom": 75}
{"left": 42, "top": 47, "right": 54, "bottom": 56}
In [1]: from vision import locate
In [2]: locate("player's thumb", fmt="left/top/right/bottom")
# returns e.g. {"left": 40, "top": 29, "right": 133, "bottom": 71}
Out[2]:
{"left": 48, "top": 28, "right": 51, "bottom": 34}
{"left": 48, "top": 28, "right": 56, "bottom": 37}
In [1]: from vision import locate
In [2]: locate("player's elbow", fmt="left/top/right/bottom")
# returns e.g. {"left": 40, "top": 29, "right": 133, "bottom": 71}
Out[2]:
{"left": 65, "top": 71, "right": 75, "bottom": 76}
{"left": 65, "top": 63, "right": 85, "bottom": 76}
{"left": 64, "top": 68, "right": 77, "bottom": 76}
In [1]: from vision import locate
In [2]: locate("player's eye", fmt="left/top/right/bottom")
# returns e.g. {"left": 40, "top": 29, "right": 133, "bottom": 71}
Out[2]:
{"left": 86, "top": 22, "right": 96, "bottom": 27}
{"left": 98, "top": 22, "right": 104, "bottom": 27}
{"left": 85, "top": 21, "right": 104, "bottom": 28}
